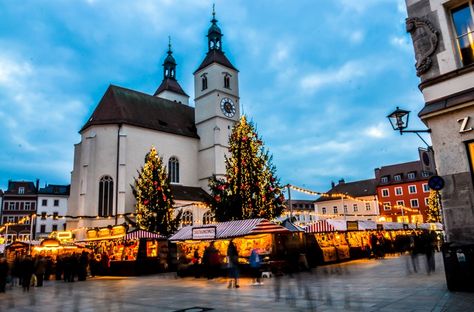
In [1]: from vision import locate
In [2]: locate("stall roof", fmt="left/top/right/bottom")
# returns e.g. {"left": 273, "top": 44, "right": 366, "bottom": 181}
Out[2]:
{"left": 281, "top": 219, "right": 305, "bottom": 232}
{"left": 125, "top": 229, "right": 167, "bottom": 240}
{"left": 305, "top": 219, "right": 347, "bottom": 233}
{"left": 377, "top": 222, "right": 417, "bottom": 230}
{"left": 358, "top": 220, "right": 377, "bottom": 230}
{"left": 169, "top": 218, "right": 290, "bottom": 241}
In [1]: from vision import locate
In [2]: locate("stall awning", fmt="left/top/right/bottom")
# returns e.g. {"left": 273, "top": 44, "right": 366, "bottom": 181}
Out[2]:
{"left": 125, "top": 229, "right": 167, "bottom": 240}
{"left": 357, "top": 220, "right": 377, "bottom": 230}
{"left": 305, "top": 220, "right": 339, "bottom": 233}
{"left": 169, "top": 218, "right": 290, "bottom": 241}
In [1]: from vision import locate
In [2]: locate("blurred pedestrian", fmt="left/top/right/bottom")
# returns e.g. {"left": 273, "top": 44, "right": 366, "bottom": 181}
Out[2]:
{"left": 249, "top": 247, "right": 261, "bottom": 285}
{"left": 0, "top": 257, "right": 9, "bottom": 293}
{"left": 226, "top": 240, "right": 239, "bottom": 288}
{"left": 21, "top": 255, "right": 34, "bottom": 292}
{"left": 34, "top": 255, "right": 46, "bottom": 287}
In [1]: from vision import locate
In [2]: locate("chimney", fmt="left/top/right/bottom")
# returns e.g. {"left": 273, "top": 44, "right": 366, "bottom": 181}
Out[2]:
{"left": 338, "top": 178, "right": 345, "bottom": 185}
{"left": 331, "top": 181, "right": 335, "bottom": 188}
{"left": 36, "top": 179, "right": 40, "bottom": 192}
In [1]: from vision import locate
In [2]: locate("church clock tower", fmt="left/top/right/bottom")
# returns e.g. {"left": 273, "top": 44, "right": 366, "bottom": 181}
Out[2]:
{"left": 194, "top": 8, "right": 240, "bottom": 190}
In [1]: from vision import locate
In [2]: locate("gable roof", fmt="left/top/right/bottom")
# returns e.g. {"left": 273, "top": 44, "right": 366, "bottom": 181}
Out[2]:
{"left": 154, "top": 78, "right": 188, "bottom": 97}
{"left": 80, "top": 85, "right": 199, "bottom": 139}
{"left": 194, "top": 49, "right": 238, "bottom": 74}
{"left": 315, "top": 178, "right": 377, "bottom": 202}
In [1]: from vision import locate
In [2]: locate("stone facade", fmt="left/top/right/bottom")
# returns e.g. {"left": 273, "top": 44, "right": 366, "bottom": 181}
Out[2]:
{"left": 405, "top": 0, "right": 474, "bottom": 242}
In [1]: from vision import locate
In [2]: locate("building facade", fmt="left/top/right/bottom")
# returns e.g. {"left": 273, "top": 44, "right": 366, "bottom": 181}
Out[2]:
{"left": 375, "top": 161, "right": 432, "bottom": 223}
{"left": 282, "top": 199, "right": 318, "bottom": 227}
{"left": 405, "top": 0, "right": 474, "bottom": 241}
{"left": 0, "top": 181, "right": 37, "bottom": 242}
{"left": 36, "top": 184, "right": 70, "bottom": 239}
{"left": 68, "top": 12, "right": 239, "bottom": 235}
{"left": 315, "top": 179, "right": 379, "bottom": 221}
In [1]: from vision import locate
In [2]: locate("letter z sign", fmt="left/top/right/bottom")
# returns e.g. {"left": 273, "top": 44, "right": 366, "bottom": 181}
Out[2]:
{"left": 458, "top": 116, "right": 473, "bottom": 133}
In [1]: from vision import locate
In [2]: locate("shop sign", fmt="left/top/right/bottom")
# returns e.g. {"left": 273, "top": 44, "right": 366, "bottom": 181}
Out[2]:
{"left": 192, "top": 227, "right": 216, "bottom": 240}
{"left": 346, "top": 221, "right": 358, "bottom": 231}
{"left": 56, "top": 231, "right": 73, "bottom": 241}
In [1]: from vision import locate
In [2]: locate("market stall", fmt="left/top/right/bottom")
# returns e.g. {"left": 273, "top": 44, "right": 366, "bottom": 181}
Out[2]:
{"left": 169, "top": 218, "right": 291, "bottom": 276}
{"left": 83, "top": 226, "right": 168, "bottom": 276}
{"left": 345, "top": 221, "right": 376, "bottom": 259}
{"left": 304, "top": 220, "right": 350, "bottom": 264}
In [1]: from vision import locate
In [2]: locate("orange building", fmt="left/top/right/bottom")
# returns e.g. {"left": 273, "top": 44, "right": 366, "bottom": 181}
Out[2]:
{"left": 375, "top": 161, "right": 433, "bottom": 223}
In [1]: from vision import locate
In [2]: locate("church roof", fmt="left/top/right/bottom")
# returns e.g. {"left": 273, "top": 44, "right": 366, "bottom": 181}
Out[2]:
{"left": 194, "top": 49, "right": 238, "bottom": 74}
{"left": 80, "top": 85, "right": 198, "bottom": 139}
{"left": 154, "top": 77, "right": 188, "bottom": 97}
{"left": 171, "top": 185, "right": 212, "bottom": 202}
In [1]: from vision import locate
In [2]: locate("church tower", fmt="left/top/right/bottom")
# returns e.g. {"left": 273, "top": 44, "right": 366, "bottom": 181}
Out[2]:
{"left": 154, "top": 38, "right": 189, "bottom": 105}
{"left": 194, "top": 8, "right": 240, "bottom": 190}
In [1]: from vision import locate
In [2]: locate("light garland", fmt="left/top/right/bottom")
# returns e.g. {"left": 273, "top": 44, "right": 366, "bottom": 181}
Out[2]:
{"left": 288, "top": 184, "right": 426, "bottom": 216}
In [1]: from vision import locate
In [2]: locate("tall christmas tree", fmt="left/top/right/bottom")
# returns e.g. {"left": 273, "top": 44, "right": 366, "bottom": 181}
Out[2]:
{"left": 208, "top": 116, "right": 285, "bottom": 221}
{"left": 426, "top": 189, "right": 442, "bottom": 223}
{"left": 132, "top": 146, "right": 180, "bottom": 236}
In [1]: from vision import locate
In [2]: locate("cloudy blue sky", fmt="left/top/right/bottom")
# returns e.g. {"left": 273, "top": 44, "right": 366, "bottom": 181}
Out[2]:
{"left": 0, "top": 0, "right": 429, "bottom": 197}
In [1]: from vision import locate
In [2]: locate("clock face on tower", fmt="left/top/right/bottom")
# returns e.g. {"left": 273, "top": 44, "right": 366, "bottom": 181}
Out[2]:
{"left": 220, "top": 97, "right": 236, "bottom": 118}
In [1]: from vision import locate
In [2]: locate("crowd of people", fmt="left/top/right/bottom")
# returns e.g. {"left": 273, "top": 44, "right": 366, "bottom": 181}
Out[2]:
{"left": 0, "top": 250, "right": 113, "bottom": 293}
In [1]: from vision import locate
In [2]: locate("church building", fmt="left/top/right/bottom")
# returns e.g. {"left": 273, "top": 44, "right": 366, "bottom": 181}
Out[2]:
{"left": 67, "top": 11, "right": 240, "bottom": 236}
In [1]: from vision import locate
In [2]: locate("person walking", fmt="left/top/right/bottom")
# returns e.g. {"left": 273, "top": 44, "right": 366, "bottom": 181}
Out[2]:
{"left": 227, "top": 240, "right": 239, "bottom": 289}
{"left": 21, "top": 255, "right": 34, "bottom": 292}
{"left": 249, "top": 247, "right": 262, "bottom": 285}
{"left": 0, "top": 257, "right": 9, "bottom": 293}
{"left": 34, "top": 255, "right": 46, "bottom": 287}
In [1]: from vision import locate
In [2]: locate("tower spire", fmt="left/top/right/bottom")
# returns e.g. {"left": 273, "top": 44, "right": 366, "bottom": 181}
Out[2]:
{"left": 207, "top": 4, "right": 222, "bottom": 51}
{"left": 163, "top": 36, "right": 176, "bottom": 80}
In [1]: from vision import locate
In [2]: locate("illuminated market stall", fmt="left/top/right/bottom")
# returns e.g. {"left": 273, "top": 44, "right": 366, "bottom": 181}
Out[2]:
{"left": 304, "top": 219, "right": 351, "bottom": 265}
{"left": 83, "top": 225, "right": 168, "bottom": 276}
{"left": 169, "top": 218, "right": 291, "bottom": 276}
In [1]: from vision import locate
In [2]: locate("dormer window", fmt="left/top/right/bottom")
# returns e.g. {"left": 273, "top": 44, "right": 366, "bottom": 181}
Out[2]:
{"left": 407, "top": 172, "right": 416, "bottom": 179}
{"left": 18, "top": 187, "right": 25, "bottom": 194}
{"left": 201, "top": 74, "right": 208, "bottom": 90}
{"left": 394, "top": 174, "right": 402, "bottom": 181}
{"left": 381, "top": 176, "right": 389, "bottom": 183}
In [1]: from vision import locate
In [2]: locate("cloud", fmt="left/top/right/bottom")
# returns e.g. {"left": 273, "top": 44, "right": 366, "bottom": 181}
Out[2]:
{"left": 364, "top": 122, "right": 389, "bottom": 139}
{"left": 390, "top": 35, "right": 412, "bottom": 52}
{"left": 299, "top": 61, "right": 366, "bottom": 93}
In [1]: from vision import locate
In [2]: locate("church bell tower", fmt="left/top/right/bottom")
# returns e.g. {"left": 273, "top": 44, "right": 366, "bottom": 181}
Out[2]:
{"left": 194, "top": 7, "right": 240, "bottom": 190}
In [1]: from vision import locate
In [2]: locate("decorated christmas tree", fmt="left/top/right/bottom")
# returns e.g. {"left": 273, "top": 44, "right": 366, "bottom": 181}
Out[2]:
{"left": 208, "top": 116, "right": 285, "bottom": 221}
{"left": 132, "top": 146, "right": 180, "bottom": 235}
{"left": 426, "top": 189, "right": 442, "bottom": 223}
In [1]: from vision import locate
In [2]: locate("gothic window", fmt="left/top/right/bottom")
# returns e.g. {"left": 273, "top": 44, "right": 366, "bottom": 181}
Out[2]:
{"left": 201, "top": 74, "right": 208, "bottom": 90}
{"left": 168, "top": 157, "right": 179, "bottom": 183}
{"left": 98, "top": 175, "right": 114, "bottom": 216}
{"left": 203, "top": 211, "right": 215, "bottom": 225}
{"left": 182, "top": 210, "right": 193, "bottom": 226}
{"left": 451, "top": 3, "right": 474, "bottom": 67}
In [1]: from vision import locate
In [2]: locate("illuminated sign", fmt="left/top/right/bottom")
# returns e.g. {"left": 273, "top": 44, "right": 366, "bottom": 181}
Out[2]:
{"left": 192, "top": 227, "right": 216, "bottom": 240}
{"left": 346, "top": 221, "right": 358, "bottom": 231}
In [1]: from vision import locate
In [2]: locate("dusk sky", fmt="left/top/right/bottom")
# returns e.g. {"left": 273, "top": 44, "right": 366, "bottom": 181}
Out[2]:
{"left": 0, "top": 0, "right": 430, "bottom": 198}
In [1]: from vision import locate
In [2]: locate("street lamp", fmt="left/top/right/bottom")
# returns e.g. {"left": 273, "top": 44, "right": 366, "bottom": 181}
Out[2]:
{"left": 387, "top": 107, "right": 431, "bottom": 147}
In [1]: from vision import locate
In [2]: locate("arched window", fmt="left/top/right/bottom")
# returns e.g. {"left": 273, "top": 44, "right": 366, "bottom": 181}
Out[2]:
{"left": 168, "top": 156, "right": 179, "bottom": 183}
{"left": 202, "top": 211, "right": 215, "bottom": 225}
{"left": 182, "top": 210, "right": 193, "bottom": 226}
{"left": 201, "top": 74, "right": 208, "bottom": 90}
{"left": 224, "top": 74, "right": 230, "bottom": 89}
{"left": 98, "top": 175, "right": 114, "bottom": 216}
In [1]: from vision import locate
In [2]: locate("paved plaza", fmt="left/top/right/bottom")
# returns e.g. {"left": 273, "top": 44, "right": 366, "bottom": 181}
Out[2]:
{"left": 1, "top": 253, "right": 474, "bottom": 312}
